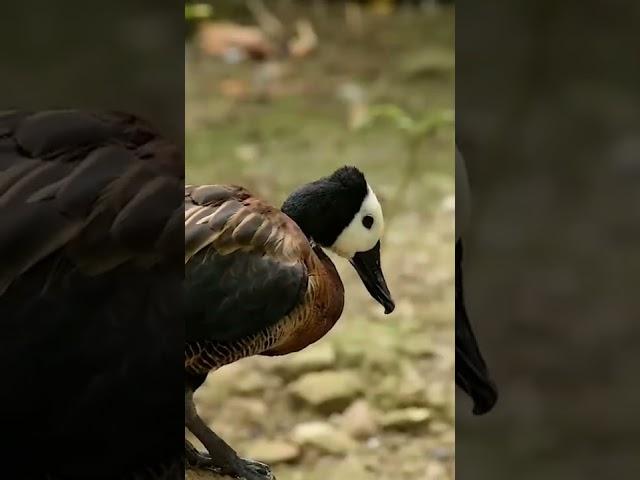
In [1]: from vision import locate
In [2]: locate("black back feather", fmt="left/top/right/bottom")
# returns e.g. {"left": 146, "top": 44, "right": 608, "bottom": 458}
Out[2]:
{"left": 185, "top": 185, "right": 309, "bottom": 344}
{"left": 186, "top": 249, "right": 307, "bottom": 342}
{"left": 0, "top": 110, "right": 184, "bottom": 478}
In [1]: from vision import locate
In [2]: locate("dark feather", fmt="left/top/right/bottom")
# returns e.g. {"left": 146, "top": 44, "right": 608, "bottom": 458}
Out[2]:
{"left": 185, "top": 185, "right": 309, "bottom": 343}
{"left": 186, "top": 249, "right": 307, "bottom": 342}
{"left": 0, "top": 110, "right": 184, "bottom": 295}
{"left": 0, "top": 110, "right": 184, "bottom": 477}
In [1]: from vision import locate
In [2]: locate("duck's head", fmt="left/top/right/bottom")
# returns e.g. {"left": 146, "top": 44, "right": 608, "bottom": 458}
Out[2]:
{"left": 282, "top": 166, "right": 395, "bottom": 314}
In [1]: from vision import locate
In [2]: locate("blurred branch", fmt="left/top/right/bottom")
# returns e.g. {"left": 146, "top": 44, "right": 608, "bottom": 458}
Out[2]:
{"left": 185, "top": 3, "right": 214, "bottom": 21}
{"left": 358, "top": 104, "right": 454, "bottom": 221}
{"left": 363, "top": 104, "right": 453, "bottom": 139}
{"left": 288, "top": 19, "right": 318, "bottom": 58}
{"left": 344, "top": 2, "right": 365, "bottom": 36}
{"left": 246, "top": 0, "right": 285, "bottom": 38}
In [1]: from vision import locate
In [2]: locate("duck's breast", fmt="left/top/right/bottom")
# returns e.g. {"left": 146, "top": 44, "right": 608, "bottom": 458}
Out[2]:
{"left": 263, "top": 246, "right": 345, "bottom": 356}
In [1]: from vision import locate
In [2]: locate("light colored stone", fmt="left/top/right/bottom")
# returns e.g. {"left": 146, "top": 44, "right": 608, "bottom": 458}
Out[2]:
{"left": 395, "top": 362, "right": 429, "bottom": 406}
{"left": 380, "top": 408, "right": 432, "bottom": 431}
{"left": 425, "top": 461, "right": 449, "bottom": 480}
{"left": 271, "top": 343, "right": 337, "bottom": 379}
{"left": 429, "top": 421, "right": 450, "bottom": 435}
{"left": 399, "top": 335, "right": 435, "bottom": 357}
{"left": 228, "top": 398, "right": 269, "bottom": 424}
{"left": 289, "top": 370, "right": 363, "bottom": 413}
{"left": 374, "top": 370, "right": 428, "bottom": 409}
{"left": 338, "top": 400, "right": 378, "bottom": 440}
{"left": 244, "top": 439, "right": 301, "bottom": 464}
{"left": 186, "top": 469, "right": 235, "bottom": 480}
{"left": 426, "top": 381, "right": 452, "bottom": 409}
{"left": 333, "top": 338, "right": 367, "bottom": 367}
{"left": 230, "top": 370, "right": 273, "bottom": 394}
{"left": 328, "top": 457, "right": 369, "bottom": 479}
{"left": 291, "top": 421, "right": 358, "bottom": 455}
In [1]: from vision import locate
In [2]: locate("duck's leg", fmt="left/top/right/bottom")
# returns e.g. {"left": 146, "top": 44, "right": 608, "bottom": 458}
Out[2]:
{"left": 185, "top": 438, "right": 220, "bottom": 470}
{"left": 184, "top": 384, "right": 274, "bottom": 480}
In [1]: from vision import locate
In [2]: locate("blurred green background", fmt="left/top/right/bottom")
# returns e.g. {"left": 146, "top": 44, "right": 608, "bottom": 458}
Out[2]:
{"left": 185, "top": 1, "right": 454, "bottom": 479}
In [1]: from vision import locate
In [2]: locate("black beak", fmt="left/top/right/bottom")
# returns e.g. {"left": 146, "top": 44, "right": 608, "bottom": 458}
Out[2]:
{"left": 456, "top": 241, "right": 498, "bottom": 415}
{"left": 350, "top": 241, "right": 395, "bottom": 314}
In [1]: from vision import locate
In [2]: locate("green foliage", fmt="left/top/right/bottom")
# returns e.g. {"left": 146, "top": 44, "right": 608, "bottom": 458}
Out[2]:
{"left": 360, "top": 104, "right": 454, "bottom": 142}
{"left": 358, "top": 104, "right": 454, "bottom": 221}
{"left": 185, "top": 2, "right": 214, "bottom": 20}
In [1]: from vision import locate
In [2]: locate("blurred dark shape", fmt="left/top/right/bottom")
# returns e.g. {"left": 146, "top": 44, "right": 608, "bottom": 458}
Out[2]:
{"left": 0, "top": 1, "right": 183, "bottom": 143}
{"left": 456, "top": 147, "right": 498, "bottom": 415}
{"left": 457, "top": 1, "right": 640, "bottom": 478}
{"left": 456, "top": 241, "right": 498, "bottom": 416}
{"left": 0, "top": 110, "right": 184, "bottom": 479}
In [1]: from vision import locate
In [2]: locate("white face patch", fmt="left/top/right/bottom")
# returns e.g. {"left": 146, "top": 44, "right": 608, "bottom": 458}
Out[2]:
{"left": 331, "top": 184, "right": 385, "bottom": 258}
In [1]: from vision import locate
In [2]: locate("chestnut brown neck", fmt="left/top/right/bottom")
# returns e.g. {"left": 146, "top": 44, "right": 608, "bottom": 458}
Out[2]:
{"left": 263, "top": 245, "right": 345, "bottom": 356}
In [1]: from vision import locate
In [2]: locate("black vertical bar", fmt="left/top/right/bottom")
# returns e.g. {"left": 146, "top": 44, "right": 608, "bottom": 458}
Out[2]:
{"left": 0, "top": 1, "right": 184, "bottom": 479}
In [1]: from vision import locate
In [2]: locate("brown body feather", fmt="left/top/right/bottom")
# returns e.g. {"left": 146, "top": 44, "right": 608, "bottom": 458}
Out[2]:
{"left": 184, "top": 185, "right": 345, "bottom": 375}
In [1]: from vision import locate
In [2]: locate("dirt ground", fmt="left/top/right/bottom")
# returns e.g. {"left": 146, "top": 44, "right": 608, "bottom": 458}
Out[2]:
{"left": 185, "top": 3, "right": 454, "bottom": 479}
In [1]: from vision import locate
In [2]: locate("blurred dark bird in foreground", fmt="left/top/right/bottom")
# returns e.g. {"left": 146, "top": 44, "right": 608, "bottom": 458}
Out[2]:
{"left": 184, "top": 167, "right": 394, "bottom": 479}
{"left": 0, "top": 110, "right": 184, "bottom": 479}
{"left": 455, "top": 146, "right": 498, "bottom": 415}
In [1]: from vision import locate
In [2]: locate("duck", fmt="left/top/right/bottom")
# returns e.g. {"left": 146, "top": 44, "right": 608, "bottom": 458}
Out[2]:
{"left": 0, "top": 110, "right": 184, "bottom": 479}
{"left": 455, "top": 145, "right": 498, "bottom": 415}
{"left": 184, "top": 166, "right": 395, "bottom": 480}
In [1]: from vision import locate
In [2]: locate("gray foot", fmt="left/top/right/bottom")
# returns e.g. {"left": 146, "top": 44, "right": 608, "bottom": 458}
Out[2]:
{"left": 185, "top": 446, "right": 274, "bottom": 480}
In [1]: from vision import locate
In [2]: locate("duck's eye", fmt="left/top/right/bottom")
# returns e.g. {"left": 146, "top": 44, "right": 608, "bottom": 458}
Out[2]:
{"left": 362, "top": 215, "right": 374, "bottom": 229}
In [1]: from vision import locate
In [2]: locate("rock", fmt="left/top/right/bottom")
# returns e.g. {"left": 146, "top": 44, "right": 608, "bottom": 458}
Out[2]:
{"left": 227, "top": 398, "right": 269, "bottom": 424}
{"left": 291, "top": 421, "right": 358, "bottom": 455}
{"left": 271, "top": 343, "right": 336, "bottom": 379}
{"left": 431, "top": 445, "right": 454, "bottom": 461}
{"left": 373, "top": 375, "right": 400, "bottom": 409}
{"left": 374, "top": 369, "right": 428, "bottom": 409}
{"left": 366, "top": 347, "right": 401, "bottom": 373}
{"left": 425, "top": 461, "right": 449, "bottom": 480}
{"left": 333, "top": 339, "right": 367, "bottom": 367}
{"left": 230, "top": 370, "right": 274, "bottom": 395}
{"left": 380, "top": 408, "right": 432, "bottom": 431}
{"left": 194, "top": 366, "right": 240, "bottom": 407}
{"left": 425, "top": 381, "right": 452, "bottom": 409}
{"left": 244, "top": 439, "right": 301, "bottom": 465}
{"left": 429, "top": 421, "right": 450, "bottom": 435}
{"left": 395, "top": 362, "right": 429, "bottom": 406}
{"left": 338, "top": 400, "right": 378, "bottom": 440}
{"left": 329, "top": 457, "right": 369, "bottom": 479}
{"left": 366, "top": 437, "right": 382, "bottom": 449}
{"left": 289, "top": 370, "right": 363, "bottom": 413}
{"left": 186, "top": 469, "right": 235, "bottom": 480}
{"left": 399, "top": 336, "right": 435, "bottom": 357}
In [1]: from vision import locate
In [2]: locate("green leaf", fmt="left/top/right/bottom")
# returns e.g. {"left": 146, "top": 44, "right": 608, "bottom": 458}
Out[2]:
{"left": 185, "top": 3, "right": 214, "bottom": 20}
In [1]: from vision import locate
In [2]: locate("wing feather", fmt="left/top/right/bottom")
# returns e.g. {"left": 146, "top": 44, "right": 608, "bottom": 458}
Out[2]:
{"left": 185, "top": 185, "right": 310, "bottom": 343}
{"left": 0, "top": 110, "right": 183, "bottom": 296}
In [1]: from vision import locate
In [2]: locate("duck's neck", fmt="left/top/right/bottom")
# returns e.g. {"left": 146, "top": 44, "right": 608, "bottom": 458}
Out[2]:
{"left": 264, "top": 244, "right": 345, "bottom": 357}
{"left": 312, "top": 244, "right": 345, "bottom": 310}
